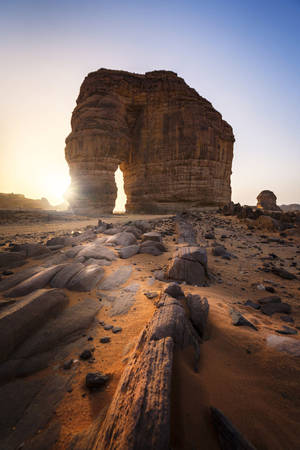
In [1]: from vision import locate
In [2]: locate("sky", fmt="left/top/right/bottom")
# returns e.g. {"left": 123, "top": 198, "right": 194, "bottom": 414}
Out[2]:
{"left": 0, "top": 0, "right": 299, "bottom": 209}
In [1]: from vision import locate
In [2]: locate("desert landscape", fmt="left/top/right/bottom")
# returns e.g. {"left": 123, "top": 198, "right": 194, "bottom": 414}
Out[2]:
{"left": 1, "top": 2, "right": 299, "bottom": 449}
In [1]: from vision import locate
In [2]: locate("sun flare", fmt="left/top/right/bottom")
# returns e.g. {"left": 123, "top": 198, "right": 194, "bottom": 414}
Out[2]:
{"left": 41, "top": 173, "right": 70, "bottom": 205}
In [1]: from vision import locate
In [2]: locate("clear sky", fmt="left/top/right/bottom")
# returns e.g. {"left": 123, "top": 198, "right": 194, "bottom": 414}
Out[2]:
{"left": 0, "top": 0, "right": 299, "bottom": 208}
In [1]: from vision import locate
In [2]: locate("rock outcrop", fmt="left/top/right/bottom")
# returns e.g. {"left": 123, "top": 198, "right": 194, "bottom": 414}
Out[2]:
{"left": 257, "top": 190, "right": 281, "bottom": 211}
{"left": 0, "top": 193, "right": 52, "bottom": 210}
{"left": 65, "top": 69, "right": 235, "bottom": 214}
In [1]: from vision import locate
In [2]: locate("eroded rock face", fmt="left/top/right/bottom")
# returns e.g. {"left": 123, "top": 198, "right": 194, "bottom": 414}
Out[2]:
{"left": 257, "top": 190, "right": 281, "bottom": 211}
{"left": 65, "top": 69, "right": 234, "bottom": 214}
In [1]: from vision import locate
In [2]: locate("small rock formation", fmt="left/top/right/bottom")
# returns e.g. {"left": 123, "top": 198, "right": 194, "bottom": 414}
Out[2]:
{"left": 0, "top": 193, "right": 69, "bottom": 211}
{"left": 65, "top": 69, "right": 235, "bottom": 214}
{"left": 257, "top": 190, "right": 281, "bottom": 211}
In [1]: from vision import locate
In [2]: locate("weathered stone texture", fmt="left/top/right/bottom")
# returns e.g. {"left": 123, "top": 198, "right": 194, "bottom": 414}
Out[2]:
{"left": 257, "top": 190, "right": 281, "bottom": 211}
{"left": 65, "top": 69, "right": 234, "bottom": 214}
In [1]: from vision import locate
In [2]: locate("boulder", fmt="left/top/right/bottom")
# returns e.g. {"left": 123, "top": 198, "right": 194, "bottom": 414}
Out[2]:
{"left": 50, "top": 263, "right": 84, "bottom": 288}
{"left": 10, "top": 243, "right": 51, "bottom": 258}
{"left": 84, "top": 258, "right": 112, "bottom": 266}
{"left": 106, "top": 231, "right": 137, "bottom": 247}
{"left": 166, "top": 246, "right": 208, "bottom": 286}
{"left": 142, "top": 231, "right": 162, "bottom": 243}
{"left": 0, "top": 289, "right": 69, "bottom": 362}
{"left": 66, "top": 265, "right": 104, "bottom": 291}
{"left": 186, "top": 294, "right": 209, "bottom": 338}
{"left": 122, "top": 225, "right": 143, "bottom": 238}
{"left": 0, "top": 251, "right": 26, "bottom": 269}
{"left": 5, "top": 264, "right": 67, "bottom": 298}
{"left": 77, "top": 243, "right": 117, "bottom": 261}
{"left": 14, "top": 297, "right": 101, "bottom": 359}
{"left": 164, "top": 282, "right": 185, "bottom": 299}
{"left": 118, "top": 245, "right": 140, "bottom": 259}
{"left": 0, "top": 266, "right": 43, "bottom": 292}
{"left": 139, "top": 240, "right": 166, "bottom": 256}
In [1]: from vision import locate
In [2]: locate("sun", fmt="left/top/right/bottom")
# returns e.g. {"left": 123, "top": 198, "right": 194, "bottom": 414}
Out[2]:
{"left": 42, "top": 172, "right": 71, "bottom": 205}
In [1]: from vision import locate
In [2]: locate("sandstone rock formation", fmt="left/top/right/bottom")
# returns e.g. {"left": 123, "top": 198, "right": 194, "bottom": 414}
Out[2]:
{"left": 65, "top": 69, "right": 234, "bottom": 214}
{"left": 0, "top": 193, "right": 52, "bottom": 210}
{"left": 257, "top": 190, "right": 281, "bottom": 211}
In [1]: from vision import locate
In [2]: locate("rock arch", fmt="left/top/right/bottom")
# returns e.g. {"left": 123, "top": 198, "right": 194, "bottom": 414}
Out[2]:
{"left": 65, "top": 69, "right": 235, "bottom": 215}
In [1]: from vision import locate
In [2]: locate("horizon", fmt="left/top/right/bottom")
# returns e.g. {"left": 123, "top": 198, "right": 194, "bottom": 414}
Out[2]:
{"left": 1, "top": 0, "right": 299, "bottom": 207}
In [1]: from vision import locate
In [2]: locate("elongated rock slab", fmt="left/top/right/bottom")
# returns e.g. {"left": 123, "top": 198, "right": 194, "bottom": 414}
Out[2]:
{"left": 166, "top": 246, "right": 209, "bottom": 286}
{"left": 0, "top": 289, "right": 69, "bottom": 363}
{"left": 0, "top": 266, "right": 43, "bottom": 292}
{"left": 67, "top": 264, "right": 104, "bottom": 291}
{"left": 14, "top": 297, "right": 101, "bottom": 359}
{"left": 50, "top": 262, "right": 84, "bottom": 288}
{"left": 75, "top": 294, "right": 200, "bottom": 449}
{"left": 5, "top": 264, "right": 68, "bottom": 298}
{"left": 98, "top": 266, "right": 132, "bottom": 290}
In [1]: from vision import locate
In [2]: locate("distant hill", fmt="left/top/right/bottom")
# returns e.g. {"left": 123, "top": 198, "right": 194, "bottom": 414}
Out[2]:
{"left": 280, "top": 204, "right": 300, "bottom": 212}
{"left": 0, "top": 193, "right": 68, "bottom": 211}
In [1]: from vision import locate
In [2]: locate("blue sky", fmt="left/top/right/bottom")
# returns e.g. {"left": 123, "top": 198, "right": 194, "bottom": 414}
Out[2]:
{"left": 0, "top": 0, "right": 299, "bottom": 205}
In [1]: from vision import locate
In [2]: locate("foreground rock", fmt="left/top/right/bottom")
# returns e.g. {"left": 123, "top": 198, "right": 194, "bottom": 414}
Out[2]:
{"left": 0, "top": 289, "right": 68, "bottom": 363}
{"left": 65, "top": 68, "right": 234, "bottom": 215}
{"left": 13, "top": 297, "right": 101, "bottom": 360}
{"left": 72, "top": 293, "right": 200, "bottom": 449}
{"left": 186, "top": 294, "right": 209, "bottom": 339}
{"left": 0, "top": 375, "right": 70, "bottom": 450}
{"left": 0, "top": 251, "right": 26, "bottom": 269}
{"left": 211, "top": 407, "right": 257, "bottom": 450}
{"left": 166, "top": 246, "right": 209, "bottom": 286}
{"left": 5, "top": 265, "right": 67, "bottom": 297}
{"left": 66, "top": 265, "right": 104, "bottom": 291}
{"left": 0, "top": 266, "right": 43, "bottom": 292}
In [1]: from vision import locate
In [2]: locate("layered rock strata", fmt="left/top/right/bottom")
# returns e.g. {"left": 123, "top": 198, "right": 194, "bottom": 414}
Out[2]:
{"left": 65, "top": 69, "right": 234, "bottom": 214}
{"left": 257, "top": 190, "right": 281, "bottom": 211}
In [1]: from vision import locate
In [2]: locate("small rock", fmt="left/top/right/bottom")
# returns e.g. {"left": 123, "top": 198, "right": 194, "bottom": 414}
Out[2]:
{"left": 245, "top": 300, "right": 260, "bottom": 310}
{"left": 80, "top": 349, "right": 92, "bottom": 360}
{"left": 256, "top": 284, "right": 265, "bottom": 291}
{"left": 230, "top": 309, "right": 258, "bottom": 330}
{"left": 144, "top": 291, "right": 158, "bottom": 299}
{"left": 276, "top": 326, "right": 297, "bottom": 335}
{"left": 261, "top": 302, "right": 291, "bottom": 316}
{"left": 100, "top": 337, "right": 111, "bottom": 343}
{"left": 86, "top": 372, "right": 110, "bottom": 389}
{"left": 112, "top": 326, "right": 122, "bottom": 334}
{"left": 265, "top": 286, "right": 275, "bottom": 293}
{"left": 2, "top": 270, "right": 13, "bottom": 276}
{"left": 104, "top": 324, "right": 113, "bottom": 330}
{"left": 63, "top": 359, "right": 73, "bottom": 370}
{"left": 280, "top": 316, "right": 294, "bottom": 323}
{"left": 164, "top": 282, "right": 185, "bottom": 299}
{"left": 258, "top": 296, "right": 281, "bottom": 305}
{"left": 271, "top": 267, "right": 297, "bottom": 280}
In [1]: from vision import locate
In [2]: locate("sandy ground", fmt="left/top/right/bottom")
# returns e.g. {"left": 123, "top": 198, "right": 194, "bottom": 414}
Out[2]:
{"left": 1, "top": 212, "right": 299, "bottom": 449}
{"left": 0, "top": 213, "right": 171, "bottom": 240}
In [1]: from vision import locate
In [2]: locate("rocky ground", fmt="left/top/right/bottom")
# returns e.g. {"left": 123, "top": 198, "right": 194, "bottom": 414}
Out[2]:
{"left": 0, "top": 210, "right": 299, "bottom": 450}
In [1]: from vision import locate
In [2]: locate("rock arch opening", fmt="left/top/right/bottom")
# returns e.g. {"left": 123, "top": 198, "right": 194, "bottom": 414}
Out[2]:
{"left": 113, "top": 166, "right": 127, "bottom": 213}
